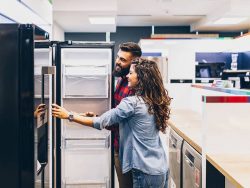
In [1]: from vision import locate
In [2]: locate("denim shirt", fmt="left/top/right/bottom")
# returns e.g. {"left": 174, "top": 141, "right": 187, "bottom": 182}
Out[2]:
{"left": 93, "top": 96, "right": 168, "bottom": 175}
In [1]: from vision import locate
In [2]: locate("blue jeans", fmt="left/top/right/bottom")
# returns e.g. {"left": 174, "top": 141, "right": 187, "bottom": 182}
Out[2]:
{"left": 132, "top": 169, "right": 168, "bottom": 188}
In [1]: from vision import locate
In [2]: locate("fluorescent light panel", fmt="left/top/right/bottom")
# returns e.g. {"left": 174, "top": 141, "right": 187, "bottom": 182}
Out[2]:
{"left": 89, "top": 17, "right": 115, "bottom": 24}
{"left": 213, "top": 17, "right": 248, "bottom": 25}
{"left": 0, "top": 1, "right": 51, "bottom": 33}
{"left": 0, "top": 1, "right": 49, "bottom": 25}
{"left": 0, "top": 14, "right": 15, "bottom": 23}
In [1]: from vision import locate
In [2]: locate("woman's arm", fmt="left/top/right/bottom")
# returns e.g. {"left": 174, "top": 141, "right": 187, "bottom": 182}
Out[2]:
{"left": 51, "top": 104, "right": 93, "bottom": 127}
{"left": 52, "top": 97, "right": 135, "bottom": 129}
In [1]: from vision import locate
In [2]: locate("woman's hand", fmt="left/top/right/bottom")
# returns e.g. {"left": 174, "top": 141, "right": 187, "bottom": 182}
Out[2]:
{"left": 52, "top": 104, "right": 69, "bottom": 119}
{"left": 34, "top": 104, "right": 46, "bottom": 118}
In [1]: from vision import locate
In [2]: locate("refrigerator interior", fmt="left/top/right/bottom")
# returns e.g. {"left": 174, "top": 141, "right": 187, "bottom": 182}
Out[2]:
{"left": 34, "top": 46, "right": 52, "bottom": 188}
{"left": 59, "top": 45, "right": 113, "bottom": 188}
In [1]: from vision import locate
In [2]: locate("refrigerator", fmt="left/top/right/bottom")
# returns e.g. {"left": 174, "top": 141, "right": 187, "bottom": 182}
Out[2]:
{"left": 54, "top": 42, "right": 115, "bottom": 188}
{"left": 0, "top": 24, "right": 55, "bottom": 188}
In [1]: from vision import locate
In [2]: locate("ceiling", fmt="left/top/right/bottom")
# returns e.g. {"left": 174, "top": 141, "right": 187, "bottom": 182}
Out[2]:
{"left": 53, "top": 0, "right": 250, "bottom": 33}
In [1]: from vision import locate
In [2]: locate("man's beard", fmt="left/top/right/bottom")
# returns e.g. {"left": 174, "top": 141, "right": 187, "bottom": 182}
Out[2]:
{"left": 112, "top": 65, "right": 130, "bottom": 77}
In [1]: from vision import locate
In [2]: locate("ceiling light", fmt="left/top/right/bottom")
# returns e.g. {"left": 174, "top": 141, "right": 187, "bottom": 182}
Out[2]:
{"left": 0, "top": 1, "right": 49, "bottom": 25}
{"left": 213, "top": 17, "right": 248, "bottom": 25}
{"left": 0, "top": 1, "right": 51, "bottom": 32}
{"left": 89, "top": 17, "right": 115, "bottom": 25}
{"left": 0, "top": 14, "right": 15, "bottom": 23}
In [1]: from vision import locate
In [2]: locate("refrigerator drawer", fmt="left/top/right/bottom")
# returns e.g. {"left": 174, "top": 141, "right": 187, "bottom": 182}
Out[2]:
{"left": 62, "top": 121, "right": 111, "bottom": 142}
{"left": 63, "top": 75, "right": 108, "bottom": 98}
{"left": 62, "top": 148, "right": 110, "bottom": 184}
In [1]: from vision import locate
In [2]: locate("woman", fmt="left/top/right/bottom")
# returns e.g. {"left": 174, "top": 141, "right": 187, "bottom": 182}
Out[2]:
{"left": 52, "top": 58, "right": 171, "bottom": 188}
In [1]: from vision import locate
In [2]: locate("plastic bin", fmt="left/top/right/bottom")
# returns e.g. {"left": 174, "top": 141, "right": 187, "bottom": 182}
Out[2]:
{"left": 61, "top": 133, "right": 111, "bottom": 188}
{"left": 63, "top": 66, "right": 109, "bottom": 98}
{"left": 34, "top": 75, "right": 50, "bottom": 97}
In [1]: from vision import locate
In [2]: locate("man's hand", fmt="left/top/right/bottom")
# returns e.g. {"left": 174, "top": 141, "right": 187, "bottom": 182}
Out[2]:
{"left": 79, "top": 112, "right": 96, "bottom": 117}
{"left": 51, "top": 104, "right": 69, "bottom": 119}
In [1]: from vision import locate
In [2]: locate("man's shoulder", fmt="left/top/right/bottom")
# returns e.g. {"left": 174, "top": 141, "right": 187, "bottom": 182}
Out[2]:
{"left": 115, "top": 77, "right": 128, "bottom": 88}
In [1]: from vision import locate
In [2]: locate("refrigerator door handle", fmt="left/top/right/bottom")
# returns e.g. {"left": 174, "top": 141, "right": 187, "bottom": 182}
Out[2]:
{"left": 41, "top": 65, "right": 56, "bottom": 188}
{"left": 42, "top": 66, "right": 56, "bottom": 75}
{"left": 105, "top": 135, "right": 110, "bottom": 149}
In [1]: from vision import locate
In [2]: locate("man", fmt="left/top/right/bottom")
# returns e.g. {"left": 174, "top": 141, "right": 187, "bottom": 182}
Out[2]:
{"left": 109, "top": 42, "right": 142, "bottom": 188}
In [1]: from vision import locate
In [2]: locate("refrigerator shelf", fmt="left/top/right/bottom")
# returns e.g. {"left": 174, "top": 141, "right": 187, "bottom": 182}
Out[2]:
{"left": 63, "top": 177, "right": 109, "bottom": 188}
{"left": 61, "top": 48, "right": 112, "bottom": 67}
{"left": 63, "top": 75, "right": 109, "bottom": 98}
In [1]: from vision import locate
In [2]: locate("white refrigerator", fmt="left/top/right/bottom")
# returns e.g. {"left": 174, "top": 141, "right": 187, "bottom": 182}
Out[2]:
{"left": 55, "top": 42, "right": 115, "bottom": 188}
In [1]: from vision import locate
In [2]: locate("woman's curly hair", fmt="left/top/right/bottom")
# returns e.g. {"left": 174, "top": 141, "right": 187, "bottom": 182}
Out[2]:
{"left": 131, "top": 58, "right": 171, "bottom": 133}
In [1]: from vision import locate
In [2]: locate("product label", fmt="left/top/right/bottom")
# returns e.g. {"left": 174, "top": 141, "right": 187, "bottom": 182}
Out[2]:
{"left": 194, "top": 167, "right": 200, "bottom": 187}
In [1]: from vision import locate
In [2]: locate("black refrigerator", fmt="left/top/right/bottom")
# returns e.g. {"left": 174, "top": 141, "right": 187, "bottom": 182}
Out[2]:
{"left": 0, "top": 24, "right": 55, "bottom": 188}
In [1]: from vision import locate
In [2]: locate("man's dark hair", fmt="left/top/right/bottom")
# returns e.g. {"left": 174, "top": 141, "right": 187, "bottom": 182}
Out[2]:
{"left": 119, "top": 42, "right": 142, "bottom": 58}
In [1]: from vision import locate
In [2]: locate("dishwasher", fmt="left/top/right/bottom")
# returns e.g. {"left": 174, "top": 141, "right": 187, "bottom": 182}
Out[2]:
{"left": 182, "top": 141, "right": 202, "bottom": 188}
{"left": 168, "top": 128, "right": 184, "bottom": 188}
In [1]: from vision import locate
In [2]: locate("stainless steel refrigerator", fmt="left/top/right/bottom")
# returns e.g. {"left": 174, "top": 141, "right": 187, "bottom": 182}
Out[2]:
{"left": 0, "top": 24, "right": 55, "bottom": 188}
{"left": 54, "top": 42, "right": 115, "bottom": 188}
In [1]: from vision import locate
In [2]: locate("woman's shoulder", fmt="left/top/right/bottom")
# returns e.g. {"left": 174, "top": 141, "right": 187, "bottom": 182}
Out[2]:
{"left": 121, "top": 96, "right": 144, "bottom": 106}
{"left": 121, "top": 96, "right": 137, "bottom": 103}
{"left": 124, "top": 95, "right": 141, "bottom": 101}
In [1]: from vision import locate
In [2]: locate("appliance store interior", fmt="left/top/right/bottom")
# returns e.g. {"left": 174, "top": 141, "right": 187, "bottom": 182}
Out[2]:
{"left": 1, "top": 1, "right": 250, "bottom": 188}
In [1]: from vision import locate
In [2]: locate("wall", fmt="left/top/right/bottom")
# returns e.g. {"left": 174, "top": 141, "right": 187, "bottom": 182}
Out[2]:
{"left": 65, "top": 26, "right": 243, "bottom": 54}
{"left": 53, "top": 22, "right": 65, "bottom": 41}
{"left": 65, "top": 26, "right": 151, "bottom": 55}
